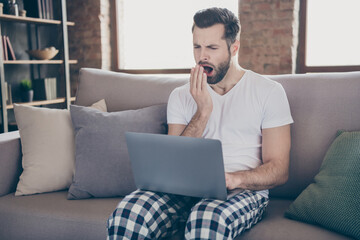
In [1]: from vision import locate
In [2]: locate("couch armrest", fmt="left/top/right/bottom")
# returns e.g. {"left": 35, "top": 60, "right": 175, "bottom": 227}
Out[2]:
{"left": 0, "top": 131, "right": 22, "bottom": 196}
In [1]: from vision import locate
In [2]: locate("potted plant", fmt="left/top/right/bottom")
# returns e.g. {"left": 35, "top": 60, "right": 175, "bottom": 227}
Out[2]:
{"left": 20, "top": 79, "right": 33, "bottom": 102}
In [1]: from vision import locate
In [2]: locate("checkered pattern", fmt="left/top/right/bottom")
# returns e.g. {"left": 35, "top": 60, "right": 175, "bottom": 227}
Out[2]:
{"left": 107, "top": 190, "right": 196, "bottom": 240}
{"left": 107, "top": 190, "right": 268, "bottom": 240}
{"left": 185, "top": 190, "right": 269, "bottom": 239}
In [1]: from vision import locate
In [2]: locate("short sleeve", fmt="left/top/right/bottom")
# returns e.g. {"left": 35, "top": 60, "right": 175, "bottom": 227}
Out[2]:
{"left": 262, "top": 83, "right": 294, "bottom": 129}
{"left": 167, "top": 88, "right": 188, "bottom": 125}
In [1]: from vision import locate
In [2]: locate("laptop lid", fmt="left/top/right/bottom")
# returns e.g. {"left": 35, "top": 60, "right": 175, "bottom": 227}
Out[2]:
{"left": 125, "top": 132, "right": 228, "bottom": 200}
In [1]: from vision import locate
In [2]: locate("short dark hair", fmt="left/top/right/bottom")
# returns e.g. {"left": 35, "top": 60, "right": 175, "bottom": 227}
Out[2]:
{"left": 192, "top": 7, "right": 241, "bottom": 48}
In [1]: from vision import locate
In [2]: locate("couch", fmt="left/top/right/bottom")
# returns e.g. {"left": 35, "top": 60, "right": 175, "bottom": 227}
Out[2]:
{"left": 0, "top": 68, "right": 359, "bottom": 240}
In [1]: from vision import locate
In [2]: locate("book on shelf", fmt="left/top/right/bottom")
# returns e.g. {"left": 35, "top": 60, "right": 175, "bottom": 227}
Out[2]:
{"left": 24, "top": 0, "right": 53, "bottom": 19}
{"left": 1, "top": 35, "right": 16, "bottom": 60}
{"left": 33, "top": 78, "right": 57, "bottom": 101}
{"left": 37, "top": 0, "right": 43, "bottom": 19}
{"left": 6, "top": 36, "right": 16, "bottom": 60}
{"left": 2, "top": 35, "right": 8, "bottom": 60}
{"left": 23, "top": 0, "right": 41, "bottom": 18}
{"left": 45, "top": 77, "right": 57, "bottom": 100}
{"left": 42, "top": 0, "right": 53, "bottom": 19}
{"left": 45, "top": 0, "right": 50, "bottom": 19}
{"left": 41, "top": 0, "right": 46, "bottom": 19}
{"left": 4, "top": 82, "right": 7, "bottom": 101}
{"left": 43, "top": 0, "right": 53, "bottom": 19}
{"left": 4, "top": 82, "right": 12, "bottom": 105}
{"left": 49, "top": 0, "right": 53, "bottom": 19}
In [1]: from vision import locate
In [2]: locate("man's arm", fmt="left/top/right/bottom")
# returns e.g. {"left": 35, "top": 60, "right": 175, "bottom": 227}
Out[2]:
{"left": 168, "top": 111, "right": 209, "bottom": 137}
{"left": 168, "top": 65, "right": 212, "bottom": 137}
{"left": 226, "top": 124, "right": 291, "bottom": 191}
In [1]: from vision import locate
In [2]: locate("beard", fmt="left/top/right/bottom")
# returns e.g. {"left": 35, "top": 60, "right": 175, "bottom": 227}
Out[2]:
{"left": 199, "top": 54, "right": 231, "bottom": 85}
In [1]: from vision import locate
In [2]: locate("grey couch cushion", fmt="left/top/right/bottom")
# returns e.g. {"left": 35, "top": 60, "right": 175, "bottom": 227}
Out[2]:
{"left": 68, "top": 104, "right": 168, "bottom": 199}
{"left": 269, "top": 72, "right": 360, "bottom": 198}
{"left": 75, "top": 68, "right": 188, "bottom": 112}
{"left": 0, "top": 191, "right": 121, "bottom": 240}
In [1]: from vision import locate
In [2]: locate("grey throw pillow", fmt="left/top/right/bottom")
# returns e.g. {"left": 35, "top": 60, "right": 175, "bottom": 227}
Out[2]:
{"left": 68, "top": 104, "right": 168, "bottom": 199}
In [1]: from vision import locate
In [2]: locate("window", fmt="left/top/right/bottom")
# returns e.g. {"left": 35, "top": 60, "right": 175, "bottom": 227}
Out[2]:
{"left": 298, "top": 0, "right": 360, "bottom": 72}
{"left": 114, "top": 0, "right": 238, "bottom": 73}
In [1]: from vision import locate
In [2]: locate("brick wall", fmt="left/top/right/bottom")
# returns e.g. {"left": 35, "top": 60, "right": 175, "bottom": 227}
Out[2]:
{"left": 66, "top": 0, "right": 300, "bottom": 87}
{"left": 67, "top": 0, "right": 111, "bottom": 95}
{"left": 238, "top": 0, "right": 300, "bottom": 74}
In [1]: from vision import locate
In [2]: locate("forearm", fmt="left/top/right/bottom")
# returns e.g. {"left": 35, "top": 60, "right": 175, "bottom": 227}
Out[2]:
{"left": 181, "top": 110, "right": 210, "bottom": 138}
{"left": 227, "top": 125, "right": 291, "bottom": 191}
{"left": 176, "top": 65, "right": 212, "bottom": 138}
{"left": 227, "top": 161, "right": 289, "bottom": 191}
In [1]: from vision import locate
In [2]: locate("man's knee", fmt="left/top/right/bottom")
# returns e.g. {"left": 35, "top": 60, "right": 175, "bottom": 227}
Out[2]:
{"left": 184, "top": 195, "right": 268, "bottom": 240}
{"left": 107, "top": 190, "right": 157, "bottom": 239}
{"left": 107, "top": 190, "right": 181, "bottom": 239}
{"left": 185, "top": 200, "right": 232, "bottom": 239}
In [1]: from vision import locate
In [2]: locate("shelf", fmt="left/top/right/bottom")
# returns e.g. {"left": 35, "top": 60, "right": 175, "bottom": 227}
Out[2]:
{"left": 6, "top": 98, "right": 66, "bottom": 109}
{"left": 0, "top": 14, "right": 75, "bottom": 26}
{"left": 6, "top": 97, "right": 76, "bottom": 109}
{"left": 0, "top": 1, "right": 73, "bottom": 133}
{"left": 4, "top": 60, "right": 78, "bottom": 64}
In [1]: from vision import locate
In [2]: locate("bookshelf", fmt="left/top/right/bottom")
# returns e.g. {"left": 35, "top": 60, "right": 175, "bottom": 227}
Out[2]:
{"left": 4, "top": 60, "right": 78, "bottom": 64}
{"left": 5, "top": 97, "right": 76, "bottom": 109}
{"left": 0, "top": 14, "right": 75, "bottom": 25}
{"left": 0, "top": 0, "right": 76, "bottom": 133}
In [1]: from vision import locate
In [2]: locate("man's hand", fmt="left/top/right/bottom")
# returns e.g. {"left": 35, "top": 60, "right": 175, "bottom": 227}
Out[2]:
{"left": 190, "top": 65, "right": 213, "bottom": 116}
{"left": 168, "top": 65, "right": 213, "bottom": 138}
{"left": 225, "top": 172, "right": 239, "bottom": 190}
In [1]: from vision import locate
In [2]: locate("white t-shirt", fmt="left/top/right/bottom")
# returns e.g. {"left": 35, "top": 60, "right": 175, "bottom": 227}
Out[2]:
{"left": 167, "top": 70, "right": 293, "bottom": 196}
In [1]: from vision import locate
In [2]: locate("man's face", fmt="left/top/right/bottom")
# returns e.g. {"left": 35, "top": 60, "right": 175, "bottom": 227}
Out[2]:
{"left": 193, "top": 24, "right": 231, "bottom": 85}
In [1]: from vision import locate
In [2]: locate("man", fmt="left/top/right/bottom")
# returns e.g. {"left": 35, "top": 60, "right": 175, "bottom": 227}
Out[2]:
{"left": 107, "top": 7, "right": 293, "bottom": 239}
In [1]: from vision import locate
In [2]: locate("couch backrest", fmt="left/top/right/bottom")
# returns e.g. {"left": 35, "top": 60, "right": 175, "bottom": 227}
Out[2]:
{"left": 76, "top": 68, "right": 360, "bottom": 199}
{"left": 269, "top": 72, "right": 360, "bottom": 198}
{"left": 75, "top": 68, "right": 188, "bottom": 111}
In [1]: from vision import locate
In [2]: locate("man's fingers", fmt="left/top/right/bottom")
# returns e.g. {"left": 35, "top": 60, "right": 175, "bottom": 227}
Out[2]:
{"left": 190, "top": 65, "right": 210, "bottom": 103}
{"left": 197, "top": 66, "right": 204, "bottom": 91}
{"left": 193, "top": 65, "right": 199, "bottom": 91}
{"left": 202, "top": 73, "right": 207, "bottom": 91}
{"left": 189, "top": 65, "right": 213, "bottom": 115}
{"left": 190, "top": 67, "right": 195, "bottom": 90}
{"left": 225, "top": 173, "right": 234, "bottom": 189}
{"left": 191, "top": 65, "right": 204, "bottom": 93}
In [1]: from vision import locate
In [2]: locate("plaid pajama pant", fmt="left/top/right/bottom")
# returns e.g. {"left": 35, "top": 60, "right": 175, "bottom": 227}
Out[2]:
{"left": 107, "top": 189, "right": 269, "bottom": 240}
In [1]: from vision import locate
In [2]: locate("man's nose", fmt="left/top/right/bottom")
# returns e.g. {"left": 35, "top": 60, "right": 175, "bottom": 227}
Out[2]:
{"left": 200, "top": 49, "right": 209, "bottom": 62}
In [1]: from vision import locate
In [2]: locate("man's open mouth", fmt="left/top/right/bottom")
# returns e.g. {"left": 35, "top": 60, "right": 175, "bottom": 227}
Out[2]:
{"left": 201, "top": 65, "right": 214, "bottom": 76}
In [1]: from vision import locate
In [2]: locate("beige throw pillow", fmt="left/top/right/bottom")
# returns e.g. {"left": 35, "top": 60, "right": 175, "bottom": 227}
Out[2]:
{"left": 14, "top": 99, "right": 106, "bottom": 196}
{"left": 89, "top": 99, "right": 107, "bottom": 112}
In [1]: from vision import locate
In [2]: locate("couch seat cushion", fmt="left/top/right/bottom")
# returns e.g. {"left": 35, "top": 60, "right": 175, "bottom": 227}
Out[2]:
{"left": 0, "top": 191, "right": 121, "bottom": 240}
{"left": 0, "top": 194, "right": 352, "bottom": 240}
{"left": 236, "top": 198, "right": 352, "bottom": 240}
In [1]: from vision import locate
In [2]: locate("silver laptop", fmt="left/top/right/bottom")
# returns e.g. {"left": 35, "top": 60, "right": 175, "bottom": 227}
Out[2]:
{"left": 125, "top": 132, "right": 241, "bottom": 200}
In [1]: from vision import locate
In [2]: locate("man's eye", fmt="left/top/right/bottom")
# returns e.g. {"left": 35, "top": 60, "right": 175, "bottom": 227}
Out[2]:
{"left": 194, "top": 46, "right": 200, "bottom": 49}
{"left": 209, "top": 47, "right": 218, "bottom": 50}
